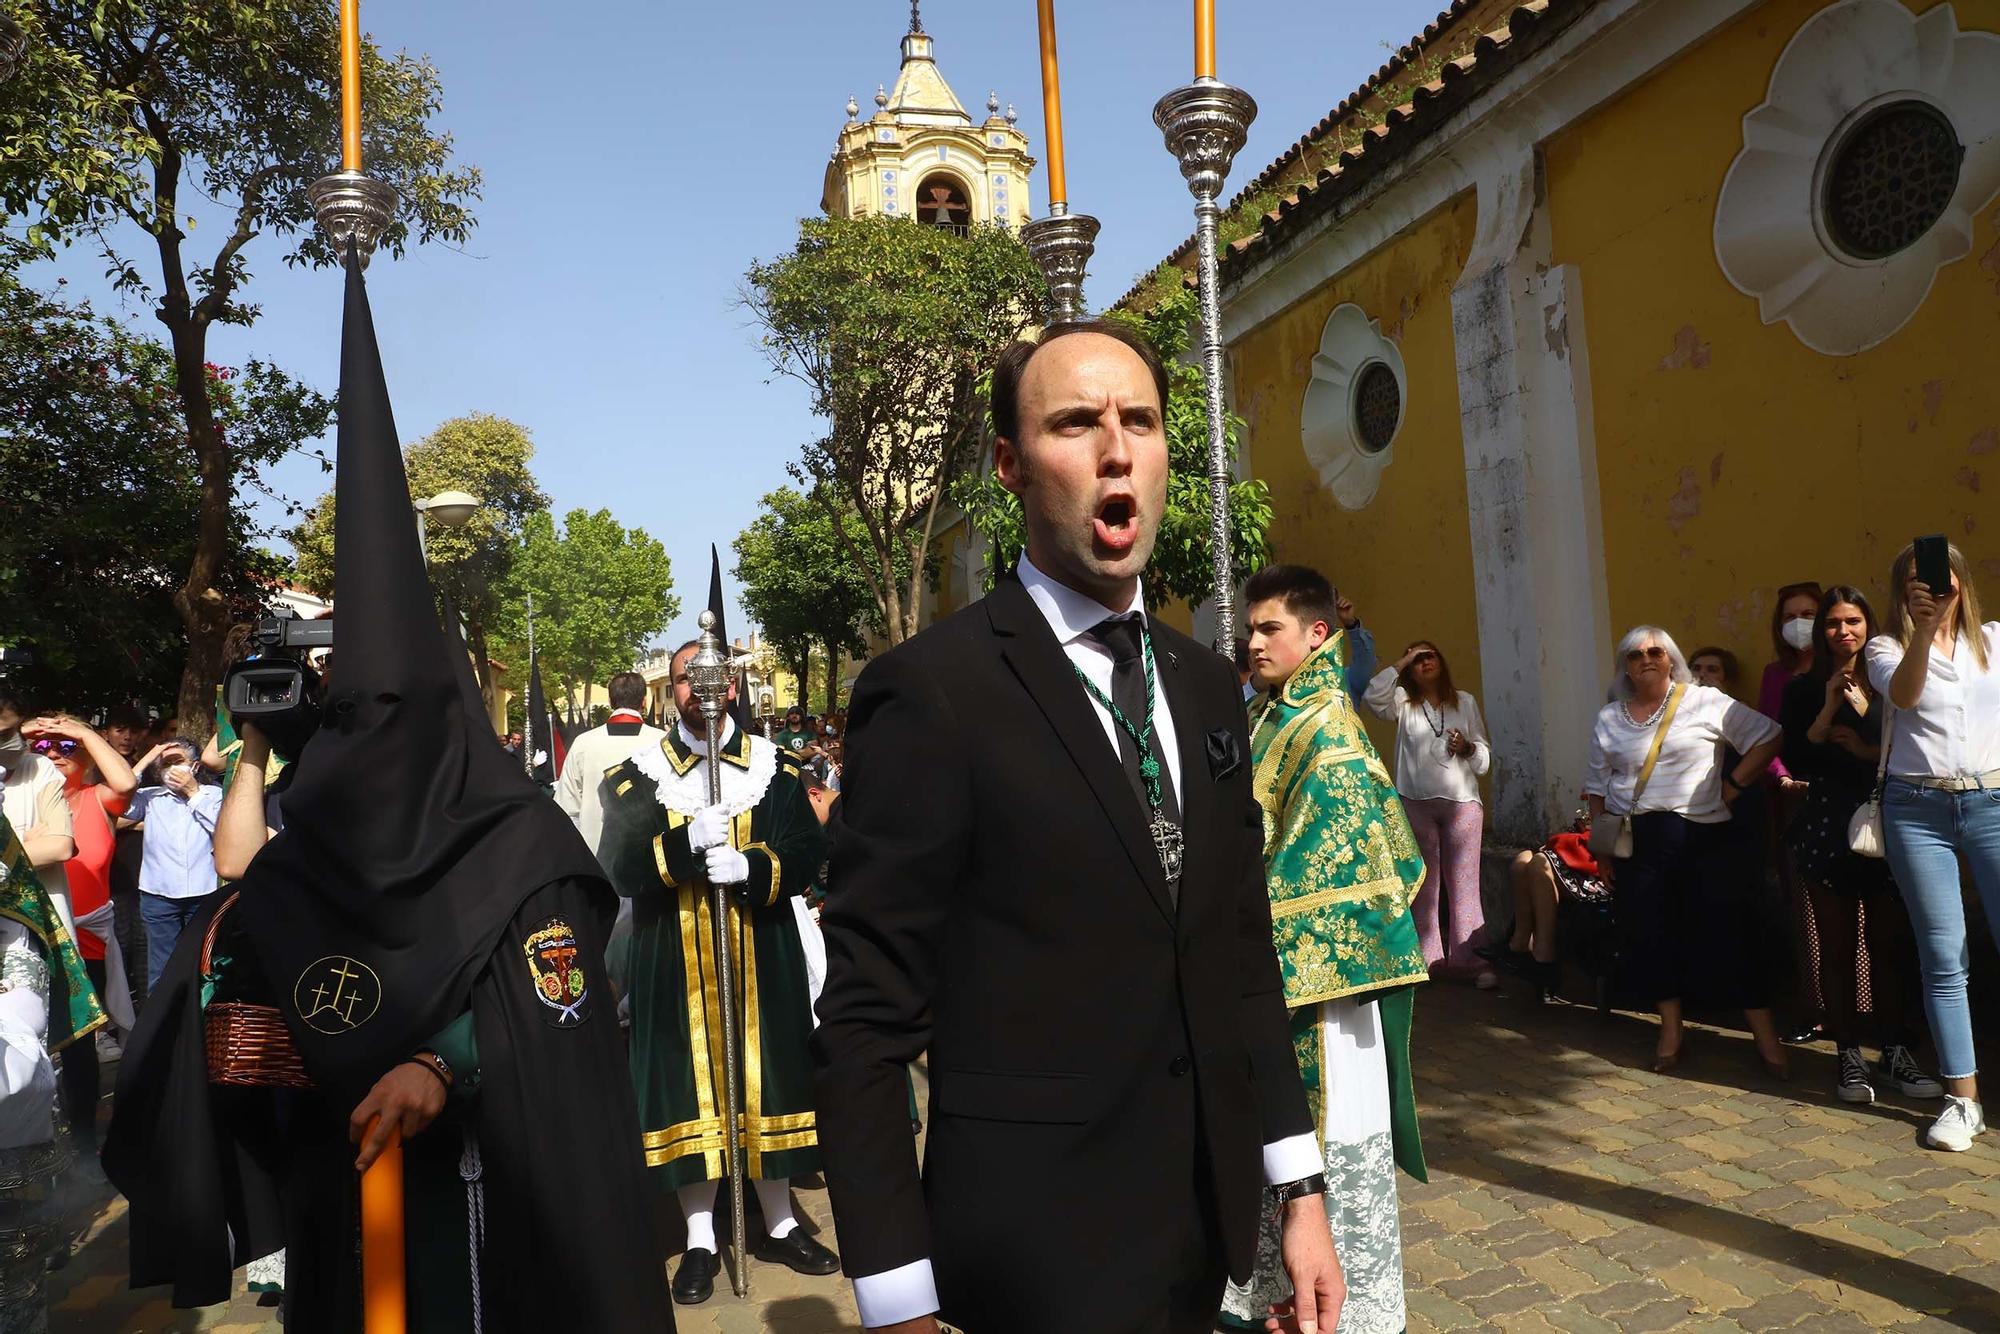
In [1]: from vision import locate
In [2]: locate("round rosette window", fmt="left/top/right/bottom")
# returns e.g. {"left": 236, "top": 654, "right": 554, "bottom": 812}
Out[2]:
{"left": 1300, "top": 302, "right": 1406, "bottom": 511}
{"left": 1714, "top": 0, "right": 2000, "bottom": 355}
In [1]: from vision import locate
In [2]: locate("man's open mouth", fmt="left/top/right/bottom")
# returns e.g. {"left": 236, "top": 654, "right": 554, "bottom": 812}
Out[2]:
{"left": 1094, "top": 496, "right": 1138, "bottom": 551}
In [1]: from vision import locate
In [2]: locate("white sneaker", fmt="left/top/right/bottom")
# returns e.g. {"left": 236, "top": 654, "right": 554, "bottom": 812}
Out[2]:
{"left": 95, "top": 1031, "right": 122, "bottom": 1061}
{"left": 1878, "top": 1045, "right": 1943, "bottom": 1099}
{"left": 1925, "top": 1095, "right": 1986, "bottom": 1152}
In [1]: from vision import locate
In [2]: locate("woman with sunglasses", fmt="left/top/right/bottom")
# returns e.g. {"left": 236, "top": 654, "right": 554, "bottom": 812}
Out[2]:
{"left": 24, "top": 715, "right": 136, "bottom": 1152}
{"left": 1366, "top": 641, "right": 1495, "bottom": 985}
{"left": 1584, "top": 627, "right": 1786, "bottom": 1075}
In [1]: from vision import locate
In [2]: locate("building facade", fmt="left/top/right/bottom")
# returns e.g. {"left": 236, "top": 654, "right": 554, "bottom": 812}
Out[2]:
{"left": 1151, "top": 0, "right": 1999, "bottom": 845}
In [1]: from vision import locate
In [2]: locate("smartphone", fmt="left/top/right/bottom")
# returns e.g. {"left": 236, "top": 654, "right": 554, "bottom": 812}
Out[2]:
{"left": 1913, "top": 534, "right": 1952, "bottom": 599}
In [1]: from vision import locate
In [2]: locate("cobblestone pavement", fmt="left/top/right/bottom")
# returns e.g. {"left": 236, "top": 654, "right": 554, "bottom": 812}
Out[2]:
{"left": 49, "top": 984, "right": 2000, "bottom": 1331}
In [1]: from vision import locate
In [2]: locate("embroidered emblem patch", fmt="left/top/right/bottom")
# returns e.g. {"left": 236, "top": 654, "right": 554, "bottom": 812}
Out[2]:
{"left": 523, "top": 917, "right": 590, "bottom": 1027}
{"left": 293, "top": 956, "right": 383, "bottom": 1035}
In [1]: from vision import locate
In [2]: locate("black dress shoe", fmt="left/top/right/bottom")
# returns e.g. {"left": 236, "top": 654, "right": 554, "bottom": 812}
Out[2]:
{"left": 672, "top": 1248, "right": 719, "bottom": 1304}
{"left": 752, "top": 1227, "right": 840, "bottom": 1275}
{"left": 1782, "top": 1022, "right": 1825, "bottom": 1045}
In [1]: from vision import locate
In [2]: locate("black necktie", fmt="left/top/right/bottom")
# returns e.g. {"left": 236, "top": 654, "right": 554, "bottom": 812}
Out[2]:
{"left": 1085, "top": 616, "right": 1180, "bottom": 830}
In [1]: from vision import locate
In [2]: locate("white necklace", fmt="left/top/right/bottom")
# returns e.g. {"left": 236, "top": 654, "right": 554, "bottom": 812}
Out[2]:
{"left": 1624, "top": 693, "right": 1670, "bottom": 728}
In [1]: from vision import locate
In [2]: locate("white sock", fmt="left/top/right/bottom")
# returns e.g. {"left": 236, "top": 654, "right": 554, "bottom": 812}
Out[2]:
{"left": 677, "top": 1180, "right": 719, "bottom": 1254}
{"left": 754, "top": 1177, "right": 798, "bottom": 1239}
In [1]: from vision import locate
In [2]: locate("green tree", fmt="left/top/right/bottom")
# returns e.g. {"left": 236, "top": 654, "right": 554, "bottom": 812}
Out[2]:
{"left": 0, "top": 0, "right": 479, "bottom": 738}
{"left": 951, "top": 269, "right": 1273, "bottom": 616}
{"left": 744, "top": 215, "right": 1045, "bottom": 645}
{"left": 290, "top": 413, "right": 544, "bottom": 709}
{"left": 732, "top": 487, "right": 877, "bottom": 715}
{"left": 0, "top": 266, "right": 328, "bottom": 711}
{"left": 493, "top": 509, "right": 678, "bottom": 722}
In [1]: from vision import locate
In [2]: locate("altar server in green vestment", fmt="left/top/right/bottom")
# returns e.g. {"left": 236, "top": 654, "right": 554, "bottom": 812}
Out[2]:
{"left": 1223, "top": 564, "right": 1431, "bottom": 1334}
{"left": 600, "top": 638, "right": 838, "bottom": 1305}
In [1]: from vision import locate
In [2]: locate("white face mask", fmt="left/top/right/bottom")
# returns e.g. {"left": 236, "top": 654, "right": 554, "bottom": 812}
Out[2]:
{"left": 1780, "top": 616, "right": 1816, "bottom": 651}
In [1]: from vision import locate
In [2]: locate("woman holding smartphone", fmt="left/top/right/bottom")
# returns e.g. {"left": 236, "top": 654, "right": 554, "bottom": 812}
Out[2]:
{"left": 1865, "top": 541, "right": 2000, "bottom": 1152}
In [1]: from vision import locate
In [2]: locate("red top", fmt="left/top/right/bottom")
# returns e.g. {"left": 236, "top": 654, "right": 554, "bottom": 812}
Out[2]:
{"left": 63, "top": 785, "right": 129, "bottom": 960}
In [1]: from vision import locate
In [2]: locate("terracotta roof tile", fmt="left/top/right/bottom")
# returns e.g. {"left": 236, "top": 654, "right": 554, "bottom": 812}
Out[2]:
{"left": 1116, "top": 0, "right": 1581, "bottom": 310}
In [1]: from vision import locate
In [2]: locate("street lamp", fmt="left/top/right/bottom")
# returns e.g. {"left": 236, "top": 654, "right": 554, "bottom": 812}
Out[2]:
{"left": 0, "top": 15, "right": 27, "bottom": 84}
{"left": 412, "top": 489, "right": 481, "bottom": 563}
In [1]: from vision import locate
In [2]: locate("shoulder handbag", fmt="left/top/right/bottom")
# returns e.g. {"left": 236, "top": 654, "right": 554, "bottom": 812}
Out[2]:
{"left": 1589, "top": 684, "right": 1686, "bottom": 863}
{"left": 1847, "top": 700, "right": 1893, "bottom": 859}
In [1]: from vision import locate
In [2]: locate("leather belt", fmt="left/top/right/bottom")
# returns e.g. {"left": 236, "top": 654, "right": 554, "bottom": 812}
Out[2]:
{"left": 1898, "top": 770, "right": 2000, "bottom": 792}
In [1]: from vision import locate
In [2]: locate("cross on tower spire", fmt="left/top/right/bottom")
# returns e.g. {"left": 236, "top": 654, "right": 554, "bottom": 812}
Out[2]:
{"left": 910, "top": 0, "right": 923, "bottom": 35}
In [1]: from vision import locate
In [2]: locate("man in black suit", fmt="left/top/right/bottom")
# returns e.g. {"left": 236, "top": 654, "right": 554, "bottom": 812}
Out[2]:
{"left": 814, "top": 321, "right": 1344, "bottom": 1334}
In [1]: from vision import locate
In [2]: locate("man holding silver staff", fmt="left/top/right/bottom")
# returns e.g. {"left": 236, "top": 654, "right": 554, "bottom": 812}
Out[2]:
{"left": 600, "top": 627, "right": 837, "bottom": 1304}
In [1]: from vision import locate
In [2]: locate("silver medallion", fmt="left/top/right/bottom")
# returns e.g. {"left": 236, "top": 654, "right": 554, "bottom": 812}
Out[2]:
{"left": 1150, "top": 813, "right": 1185, "bottom": 884}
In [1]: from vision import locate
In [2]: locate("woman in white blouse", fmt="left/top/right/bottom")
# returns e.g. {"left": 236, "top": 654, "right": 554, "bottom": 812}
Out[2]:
{"left": 1584, "top": 627, "right": 1785, "bottom": 1075}
{"left": 1864, "top": 541, "right": 2000, "bottom": 1153}
{"left": 1366, "top": 641, "right": 1494, "bottom": 985}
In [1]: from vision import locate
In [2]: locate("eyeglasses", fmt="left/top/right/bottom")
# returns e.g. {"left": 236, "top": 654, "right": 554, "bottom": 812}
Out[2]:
{"left": 1625, "top": 646, "right": 1670, "bottom": 663}
{"left": 31, "top": 738, "right": 80, "bottom": 757}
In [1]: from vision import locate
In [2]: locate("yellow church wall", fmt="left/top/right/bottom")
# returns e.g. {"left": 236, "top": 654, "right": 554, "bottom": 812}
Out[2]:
{"left": 1545, "top": 0, "right": 2000, "bottom": 681}
{"left": 1228, "top": 191, "right": 1484, "bottom": 748}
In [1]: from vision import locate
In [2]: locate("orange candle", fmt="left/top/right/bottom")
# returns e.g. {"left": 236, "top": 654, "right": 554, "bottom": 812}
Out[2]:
{"left": 340, "top": 0, "right": 363, "bottom": 171}
{"left": 1035, "top": 0, "right": 1067, "bottom": 209}
{"left": 360, "top": 1120, "right": 406, "bottom": 1334}
{"left": 1195, "top": 0, "right": 1215, "bottom": 78}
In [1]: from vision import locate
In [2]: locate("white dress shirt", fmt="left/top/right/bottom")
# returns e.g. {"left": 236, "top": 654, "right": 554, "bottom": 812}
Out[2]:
{"left": 852, "top": 557, "right": 1320, "bottom": 1328}
{"left": 1362, "top": 670, "right": 1492, "bottom": 804}
{"left": 1865, "top": 624, "right": 2000, "bottom": 778}
{"left": 554, "top": 712, "right": 667, "bottom": 857}
{"left": 1584, "top": 685, "right": 1778, "bottom": 823}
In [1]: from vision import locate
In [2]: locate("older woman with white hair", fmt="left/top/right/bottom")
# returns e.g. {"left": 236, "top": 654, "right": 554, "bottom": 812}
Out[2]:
{"left": 1584, "top": 626, "right": 1787, "bottom": 1075}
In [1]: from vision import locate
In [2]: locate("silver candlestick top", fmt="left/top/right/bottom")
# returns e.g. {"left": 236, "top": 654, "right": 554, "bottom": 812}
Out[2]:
{"left": 1153, "top": 76, "right": 1258, "bottom": 657}
{"left": 1019, "top": 210, "right": 1101, "bottom": 325}
{"left": 308, "top": 170, "right": 399, "bottom": 267}
{"left": 689, "top": 610, "right": 732, "bottom": 721}
{"left": 0, "top": 14, "right": 26, "bottom": 84}
{"left": 1152, "top": 78, "right": 1258, "bottom": 203}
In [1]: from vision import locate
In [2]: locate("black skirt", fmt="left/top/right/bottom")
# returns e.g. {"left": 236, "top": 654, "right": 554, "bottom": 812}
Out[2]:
{"left": 1613, "top": 811, "right": 1777, "bottom": 1010}
{"left": 1786, "top": 781, "right": 1897, "bottom": 897}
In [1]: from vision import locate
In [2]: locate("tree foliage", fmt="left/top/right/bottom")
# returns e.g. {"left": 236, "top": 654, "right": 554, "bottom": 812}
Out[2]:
{"left": 0, "top": 266, "right": 328, "bottom": 711}
{"left": 744, "top": 215, "right": 1045, "bottom": 645}
{"left": 732, "top": 487, "right": 879, "bottom": 714}
{"left": 290, "top": 413, "right": 545, "bottom": 706}
{"left": 951, "top": 269, "right": 1273, "bottom": 615}
{"left": 492, "top": 509, "right": 678, "bottom": 722}
{"left": 0, "top": 0, "right": 480, "bottom": 738}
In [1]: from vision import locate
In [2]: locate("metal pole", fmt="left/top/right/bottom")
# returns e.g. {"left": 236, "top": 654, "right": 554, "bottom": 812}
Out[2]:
{"left": 1154, "top": 78, "right": 1256, "bottom": 654}
{"left": 524, "top": 589, "right": 536, "bottom": 777}
{"left": 690, "top": 612, "right": 748, "bottom": 1296}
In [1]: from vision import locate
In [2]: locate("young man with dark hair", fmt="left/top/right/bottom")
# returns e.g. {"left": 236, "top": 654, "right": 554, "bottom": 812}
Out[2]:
{"left": 1242, "top": 564, "right": 1376, "bottom": 704}
{"left": 774, "top": 705, "right": 814, "bottom": 755}
{"left": 1228, "top": 563, "right": 1430, "bottom": 1333}
{"left": 553, "top": 672, "right": 664, "bottom": 861}
{"left": 816, "top": 324, "right": 1343, "bottom": 1334}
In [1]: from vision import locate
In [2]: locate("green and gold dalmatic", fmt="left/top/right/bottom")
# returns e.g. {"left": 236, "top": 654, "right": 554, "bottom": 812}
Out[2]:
{"left": 600, "top": 727, "right": 828, "bottom": 1192}
{"left": 1251, "top": 632, "right": 1428, "bottom": 1178}
{"left": 0, "top": 811, "right": 106, "bottom": 1053}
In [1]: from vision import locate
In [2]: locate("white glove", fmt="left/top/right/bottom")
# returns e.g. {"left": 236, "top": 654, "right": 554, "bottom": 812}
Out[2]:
{"left": 704, "top": 844, "right": 750, "bottom": 886}
{"left": 688, "top": 805, "right": 731, "bottom": 851}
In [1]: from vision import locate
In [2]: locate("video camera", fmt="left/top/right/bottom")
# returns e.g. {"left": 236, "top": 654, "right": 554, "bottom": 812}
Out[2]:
{"left": 222, "top": 613, "right": 334, "bottom": 760}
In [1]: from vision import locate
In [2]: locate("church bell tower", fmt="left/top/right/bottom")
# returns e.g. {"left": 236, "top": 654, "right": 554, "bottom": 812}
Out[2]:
{"left": 821, "top": 3, "right": 1036, "bottom": 231}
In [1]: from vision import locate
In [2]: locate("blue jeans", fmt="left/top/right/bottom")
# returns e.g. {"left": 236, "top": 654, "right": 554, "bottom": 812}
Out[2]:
{"left": 1882, "top": 780, "right": 2000, "bottom": 1080}
{"left": 140, "top": 891, "right": 215, "bottom": 991}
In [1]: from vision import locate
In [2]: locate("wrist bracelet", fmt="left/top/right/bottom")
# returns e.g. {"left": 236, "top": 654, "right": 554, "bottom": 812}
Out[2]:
{"left": 407, "top": 1051, "right": 452, "bottom": 1092}
{"left": 1270, "top": 1172, "right": 1328, "bottom": 1206}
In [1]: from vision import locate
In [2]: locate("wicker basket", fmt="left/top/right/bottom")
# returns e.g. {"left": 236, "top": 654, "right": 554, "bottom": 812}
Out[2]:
{"left": 201, "top": 892, "right": 314, "bottom": 1089}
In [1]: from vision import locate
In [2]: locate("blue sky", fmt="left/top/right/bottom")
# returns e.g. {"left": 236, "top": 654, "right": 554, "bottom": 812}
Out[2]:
{"left": 30, "top": 0, "right": 1449, "bottom": 649}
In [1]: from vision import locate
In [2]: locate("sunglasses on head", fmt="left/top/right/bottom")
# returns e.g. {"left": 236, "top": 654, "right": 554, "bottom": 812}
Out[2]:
{"left": 1625, "top": 646, "right": 1670, "bottom": 662}
{"left": 31, "top": 738, "right": 80, "bottom": 757}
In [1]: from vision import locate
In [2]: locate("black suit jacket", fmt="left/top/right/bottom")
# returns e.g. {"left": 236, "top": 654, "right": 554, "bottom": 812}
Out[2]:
{"left": 813, "top": 577, "right": 1311, "bottom": 1328}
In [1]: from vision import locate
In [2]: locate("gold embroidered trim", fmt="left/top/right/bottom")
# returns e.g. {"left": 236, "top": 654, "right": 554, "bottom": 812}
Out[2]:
{"left": 1269, "top": 874, "right": 1414, "bottom": 919}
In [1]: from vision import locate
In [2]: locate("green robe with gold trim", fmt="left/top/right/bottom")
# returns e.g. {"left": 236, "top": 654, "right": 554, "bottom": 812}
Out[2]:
{"left": 1248, "top": 632, "right": 1428, "bottom": 1174}
{"left": 600, "top": 722, "right": 827, "bottom": 1191}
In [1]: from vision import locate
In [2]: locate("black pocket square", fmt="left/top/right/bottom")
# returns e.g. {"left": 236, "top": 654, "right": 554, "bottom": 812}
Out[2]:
{"left": 1206, "top": 728, "right": 1243, "bottom": 780}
